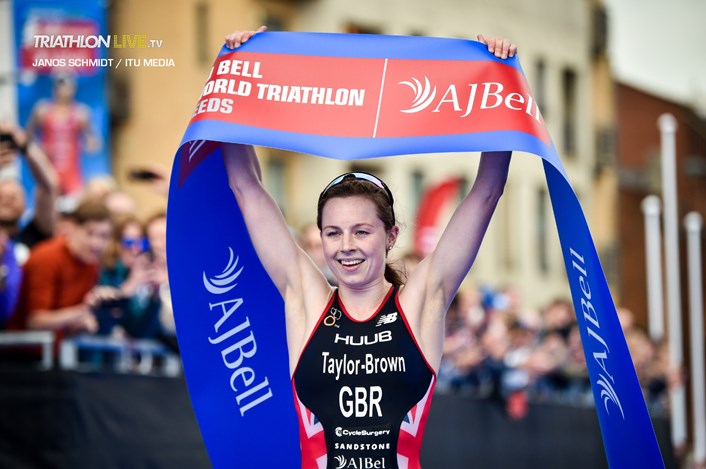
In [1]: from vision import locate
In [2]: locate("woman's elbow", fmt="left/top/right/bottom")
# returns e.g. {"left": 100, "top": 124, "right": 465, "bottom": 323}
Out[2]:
{"left": 476, "top": 184, "right": 505, "bottom": 207}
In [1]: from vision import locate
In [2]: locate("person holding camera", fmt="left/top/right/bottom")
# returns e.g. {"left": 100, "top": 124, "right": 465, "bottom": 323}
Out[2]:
{"left": 0, "top": 122, "right": 59, "bottom": 254}
{"left": 0, "top": 121, "right": 59, "bottom": 328}
{"left": 96, "top": 216, "right": 163, "bottom": 339}
{"left": 8, "top": 199, "right": 116, "bottom": 344}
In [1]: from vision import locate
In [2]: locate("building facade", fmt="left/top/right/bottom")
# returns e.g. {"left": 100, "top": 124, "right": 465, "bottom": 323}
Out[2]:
{"left": 615, "top": 81, "right": 706, "bottom": 330}
{"left": 110, "top": 0, "right": 603, "bottom": 310}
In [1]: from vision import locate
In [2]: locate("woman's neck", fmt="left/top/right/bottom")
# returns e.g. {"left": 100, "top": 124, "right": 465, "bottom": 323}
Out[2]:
{"left": 337, "top": 279, "right": 392, "bottom": 320}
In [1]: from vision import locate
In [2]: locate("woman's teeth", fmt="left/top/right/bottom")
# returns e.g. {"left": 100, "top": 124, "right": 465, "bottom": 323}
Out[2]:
{"left": 340, "top": 259, "right": 363, "bottom": 266}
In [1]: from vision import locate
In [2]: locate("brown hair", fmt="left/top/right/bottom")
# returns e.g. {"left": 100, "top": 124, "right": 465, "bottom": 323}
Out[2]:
{"left": 102, "top": 216, "right": 143, "bottom": 269}
{"left": 317, "top": 177, "right": 404, "bottom": 287}
{"left": 69, "top": 199, "right": 113, "bottom": 226}
{"left": 145, "top": 210, "right": 167, "bottom": 229}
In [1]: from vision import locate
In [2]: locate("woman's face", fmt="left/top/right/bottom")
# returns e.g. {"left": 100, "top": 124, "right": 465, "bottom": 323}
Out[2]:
{"left": 146, "top": 216, "right": 167, "bottom": 264}
{"left": 320, "top": 195, "right": 396, "bottom": 289}
{"left": 120, "top": 222, "right": 145, "bottom": 266}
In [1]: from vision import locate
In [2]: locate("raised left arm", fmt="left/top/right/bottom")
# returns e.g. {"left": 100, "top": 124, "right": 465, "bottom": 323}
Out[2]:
{"left": 422, "top": 151, "right": 511, "bottom": 306}
{"left": 400, "top": 151, "right": 510, "bottom": 371}
{"left": 405, "top": 33, "right": 516, "bottom": 312}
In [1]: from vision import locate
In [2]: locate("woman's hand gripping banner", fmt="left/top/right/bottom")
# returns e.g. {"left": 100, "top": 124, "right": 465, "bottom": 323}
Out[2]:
{"left": 166, "top": 32, "right": 665, "bottom": 468}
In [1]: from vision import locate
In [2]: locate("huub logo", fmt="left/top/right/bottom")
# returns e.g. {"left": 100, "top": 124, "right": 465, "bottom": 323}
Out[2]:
{"left": 202, "top": 246, "right": 244, "bottom": 294}
{"left": 398, "top": 76, "right": 437, "bottom": 113}
{"left": 335, "top": 455, "right": 347, "bottom": 468}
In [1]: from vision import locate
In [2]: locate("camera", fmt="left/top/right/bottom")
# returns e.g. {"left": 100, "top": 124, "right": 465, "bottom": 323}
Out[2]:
{"left": 0, "top": 133, "right": 18, "bottom": 150}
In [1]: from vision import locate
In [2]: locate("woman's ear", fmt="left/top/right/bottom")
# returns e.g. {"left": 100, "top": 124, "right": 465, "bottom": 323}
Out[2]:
{"left": 387, "top": 225, "right": 399, "bottom": 249}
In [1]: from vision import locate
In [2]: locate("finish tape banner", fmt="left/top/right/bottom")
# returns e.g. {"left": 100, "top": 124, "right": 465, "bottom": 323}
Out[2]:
{"left": 166, "top": 32, "right": 664, "bottom": 468}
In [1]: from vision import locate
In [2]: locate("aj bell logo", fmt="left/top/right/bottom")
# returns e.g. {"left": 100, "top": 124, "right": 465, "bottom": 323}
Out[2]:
{"left": 397, "top": 75, "right": 543, "bottom": 122}
{"left": 335, "top": 455, "right": 386, "bottom": 468}
{"left": 187, "top": 139, "right": 207, "bottom": 162}
{"left": 597, "top": 373, "right": 625, "bottom": 419}
{"left": 202, "top": 246, "right": 244, "bottom": 294}
{"left": 399, "top": 76, "right": 437, "bottom": 113}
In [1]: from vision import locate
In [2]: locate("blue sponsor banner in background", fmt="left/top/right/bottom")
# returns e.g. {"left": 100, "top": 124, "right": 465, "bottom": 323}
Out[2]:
{"left": 12, "top": 0, "right": 110, "bottom": 199}
{"left": 167, "top": 32, "right": 666, "bottom": 468}
{"left": 168, "top": 148, "right": 299, "bottom": 467}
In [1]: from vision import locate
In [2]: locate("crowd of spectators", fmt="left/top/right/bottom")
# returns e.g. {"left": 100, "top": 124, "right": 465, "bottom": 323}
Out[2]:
{"left": 0, "top": 119, "right": 677, "bottom": 415}
{"left": 0, "top": 121, "right": 175, "bottom": 370}
{"left": 436, "top": 285, "right": 675, "bottom": 418}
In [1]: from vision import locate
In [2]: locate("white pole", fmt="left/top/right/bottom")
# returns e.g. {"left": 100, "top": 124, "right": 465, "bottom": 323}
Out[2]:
{"left": 641, "top": 195, "right": 665, "bottom": 341}
{"left": 658, "top": 113, "right": 686, "bottom": 450}
{"left": 685, "top": 212, "right": 705, "bottom": 466}
{"left": 0, "top": 0, "right": 19, "bottom": 179}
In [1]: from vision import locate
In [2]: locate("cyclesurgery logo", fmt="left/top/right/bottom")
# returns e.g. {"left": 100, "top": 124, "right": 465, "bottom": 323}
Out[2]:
{"left": 398, "top": 76, "right": 437, "bottom": 113}
{"left": 202, "top": 246, "right": 244, "bottom": 294}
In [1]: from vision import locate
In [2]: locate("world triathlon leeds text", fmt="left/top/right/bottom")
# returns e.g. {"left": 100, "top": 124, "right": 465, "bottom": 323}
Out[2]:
{"left": 194, "top": 58, "right": 543, "bottom": 125}
{"left": 212, "top": 58, "right": 364, "bottom": 106}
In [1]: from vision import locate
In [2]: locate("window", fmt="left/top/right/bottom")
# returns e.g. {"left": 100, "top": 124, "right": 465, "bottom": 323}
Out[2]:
{"left": 500, "top": 183, "right": 514, "bottom": 270}
{"left": 411, "top": 170, "right": 425, "bottom": 210}
{"left": 261, "top": 13, "right": 285, "bottom": 32}
{"left": 265, "top": 157, "right": 287, "bottom": 215}
{"left": 562, "top": 68, "right": 577, "bottom": 156}
{"left": 535, "top": 59, "right": 547, "bottom": 120}
{"left": 344, "top": 22, "right": 382, "bottom": 35}
{"left": 195, "top": 3, "right": 210, "bottom": 66}
{"left": 537, "top": 188, "right": 549, "bottom": 274}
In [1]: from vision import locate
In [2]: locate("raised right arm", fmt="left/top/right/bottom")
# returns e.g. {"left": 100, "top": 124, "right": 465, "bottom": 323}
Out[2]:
{"left": 20, "top": 134, "right": 59, "bottom": 236}
{"left": 221, "top": 143, "right": 329, "bottom": 302}
{"left": 0, "top": 121, "right": 58, "bottom": 236}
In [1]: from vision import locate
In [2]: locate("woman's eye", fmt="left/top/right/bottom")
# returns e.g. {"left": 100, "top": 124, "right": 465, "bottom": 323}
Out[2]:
{"left": 325, "top": 231, "right": 339, "bottom": 238}
{"left": 355, "top": 230, "right": 368, "bottom": 236}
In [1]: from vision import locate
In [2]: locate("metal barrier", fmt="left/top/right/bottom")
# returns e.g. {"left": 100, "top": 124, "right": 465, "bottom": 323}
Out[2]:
{"left": 59, "top": 335, "right": 182, "bottom": 376}
{"left": 0, "top": 332, "right": 181, "bottom": 376}
{"left": 0, "top": 331, "right": 55, "bottom": 369}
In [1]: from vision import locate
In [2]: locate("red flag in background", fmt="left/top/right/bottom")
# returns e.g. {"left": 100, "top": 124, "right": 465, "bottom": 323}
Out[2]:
{"left": 414, "top": 178, "right": 463, "bottom": 256}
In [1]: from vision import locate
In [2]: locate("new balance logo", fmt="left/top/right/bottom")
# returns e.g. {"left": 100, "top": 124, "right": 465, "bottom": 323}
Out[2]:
{"left": 376, "top": 312, "right": 398, "bottom": 327}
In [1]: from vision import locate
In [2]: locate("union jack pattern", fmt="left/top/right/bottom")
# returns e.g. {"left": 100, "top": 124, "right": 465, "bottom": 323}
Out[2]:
{"left": 293, "top": 384, "right": 328, "bottom": 469}
{"left": 397, "top": 377, "right": 436, "bottom": 469}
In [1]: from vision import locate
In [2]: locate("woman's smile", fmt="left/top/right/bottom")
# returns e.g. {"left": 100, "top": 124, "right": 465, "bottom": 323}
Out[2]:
{"left": 321, "top": 196, "right": 391, "bottom": 285}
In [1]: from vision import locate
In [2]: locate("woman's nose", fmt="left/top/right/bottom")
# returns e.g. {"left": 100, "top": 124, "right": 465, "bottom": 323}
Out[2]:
{"left": 341, "top": 233, "right": 355, "bottom": 252}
